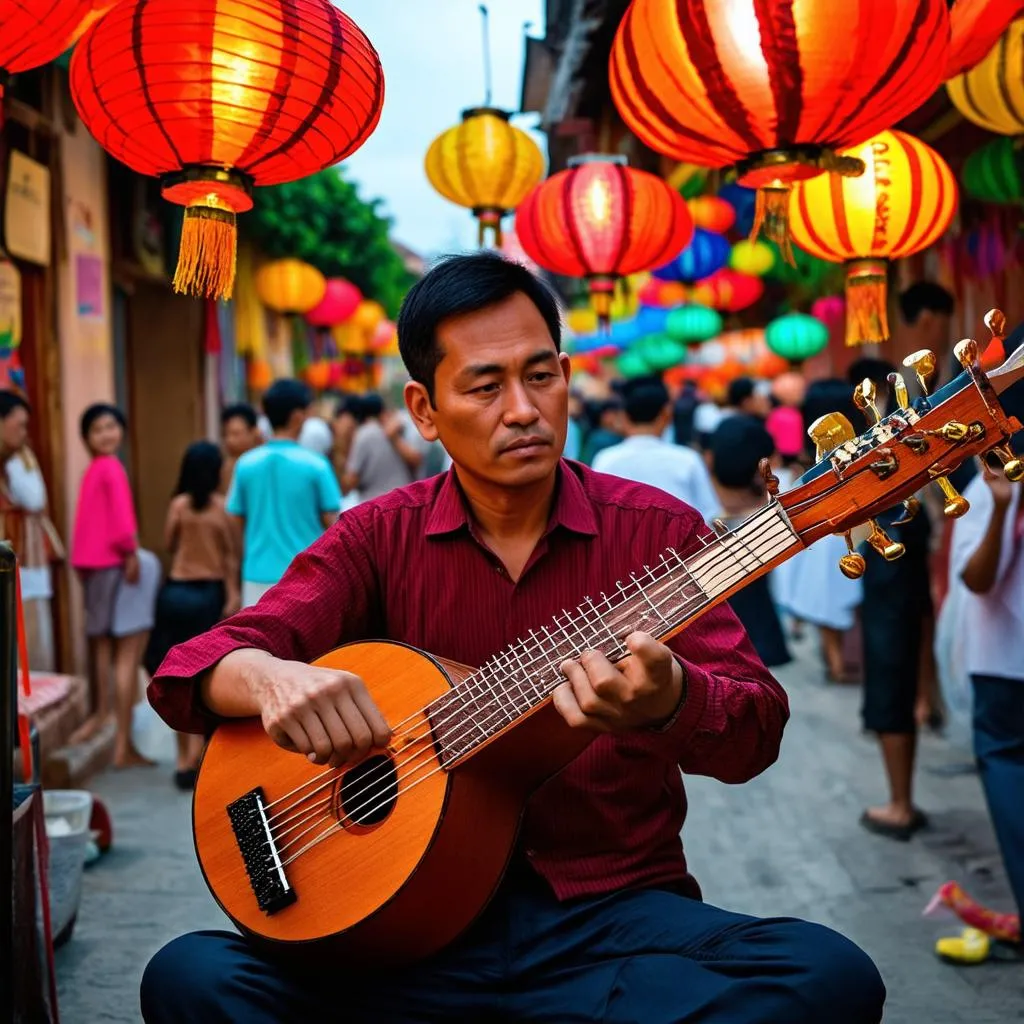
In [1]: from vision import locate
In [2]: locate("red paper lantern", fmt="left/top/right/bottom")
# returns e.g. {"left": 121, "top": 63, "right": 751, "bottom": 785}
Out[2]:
{"left": 70, "top": 0, "right": 383, "bottom": 300}
{"left": 945, "top": 0, "right": 1024, "bottom": 77}
{"left": 691, "top": 269, "right": 764, "bottom": 313}
{"left": 516, "top": 155, "right": 693, "bottom": 327}
{"left": 305, "top": 278, "right": 362, "bottom": 329}
{"left": 687, "top": 196, "right": 735, "bottom": 234}
{"left": 609, "top": 0, "right": 950, "bottom": 255}
{"left": 0, "top": 1, "right": 114, "bottom": 76}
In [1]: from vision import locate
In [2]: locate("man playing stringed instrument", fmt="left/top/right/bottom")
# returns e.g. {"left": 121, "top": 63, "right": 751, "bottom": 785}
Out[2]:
{"left": 143, "top": 253, "right": 885, "bottom": 1023}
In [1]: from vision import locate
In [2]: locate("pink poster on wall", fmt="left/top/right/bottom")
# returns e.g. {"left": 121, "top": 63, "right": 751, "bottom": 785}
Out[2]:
{"left": 75, "top": 253, "right": 104, "bottom": 319}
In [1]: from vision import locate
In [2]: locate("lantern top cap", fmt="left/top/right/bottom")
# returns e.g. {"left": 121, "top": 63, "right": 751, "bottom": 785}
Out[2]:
{"left": 568, "top": 153, "right": 629, "bottom": 168}
{"left": 460, "top": 106, "right": 512, "bottom": 122}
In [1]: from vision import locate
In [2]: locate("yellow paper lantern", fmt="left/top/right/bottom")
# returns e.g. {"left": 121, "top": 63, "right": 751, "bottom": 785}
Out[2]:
{"left": 789, "top": 130, "right": 957, "bottom": 345}
{"left": 255, "top": 259, "right": 326, "bottom": 315}
{"left": 947, "top": 18, "right": 1024, "bottom": 136}
{"left": 351, "top": 299, "right": 385, "bottom": 333}
{"left": 729, "top": 240, "right": 776, "bottom": 278}
{"left": 425, "top": 107, "right": 545, "bottom": 246}
{"left": 567, "top": 307, "right": 598, "bottom": 336}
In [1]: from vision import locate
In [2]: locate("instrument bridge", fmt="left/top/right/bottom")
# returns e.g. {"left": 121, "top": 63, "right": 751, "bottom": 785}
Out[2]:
{"left": 227, "top": 787, "right": 297, "bottom": 915}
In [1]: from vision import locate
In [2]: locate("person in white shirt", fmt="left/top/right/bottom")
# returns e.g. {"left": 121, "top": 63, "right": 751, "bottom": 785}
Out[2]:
{"left": 592, "top": 376, "right": 719, "bottom": 523}
{"left": 946, "top": 452, "right": 1024, "bottom": 963}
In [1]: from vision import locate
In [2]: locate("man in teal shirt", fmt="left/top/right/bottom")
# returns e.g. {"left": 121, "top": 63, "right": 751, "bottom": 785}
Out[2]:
{"left": 227, "top": 379, "right": 342, "bottom": 607}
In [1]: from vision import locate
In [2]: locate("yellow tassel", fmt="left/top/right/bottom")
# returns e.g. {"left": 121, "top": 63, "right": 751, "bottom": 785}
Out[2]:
{"left": 749, "top": 184, "right": 795, "bottom": 265}
{"left": 173, "top": 206, "right": 237, "bottom": 301}
{"left": 845, "top": 260, "right": 889, "bottom": 346}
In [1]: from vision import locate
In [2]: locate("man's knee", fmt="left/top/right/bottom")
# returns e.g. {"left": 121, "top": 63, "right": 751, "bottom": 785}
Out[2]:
{"left": 141, "top": 931, "right": 245, "bottom": 1022}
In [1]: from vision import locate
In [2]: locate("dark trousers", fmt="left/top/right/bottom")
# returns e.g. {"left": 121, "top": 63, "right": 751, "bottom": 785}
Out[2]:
{"left": 972, "top": 673, "right": 1024, "bottom": 920}
{"left": 141, "top": 866, "right": 884, "bottom": 1023}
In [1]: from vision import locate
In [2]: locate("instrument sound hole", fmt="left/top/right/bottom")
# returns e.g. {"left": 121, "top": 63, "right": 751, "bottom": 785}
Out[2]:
{"left": 340, "top": 754, "right": 398, "bottom": 826}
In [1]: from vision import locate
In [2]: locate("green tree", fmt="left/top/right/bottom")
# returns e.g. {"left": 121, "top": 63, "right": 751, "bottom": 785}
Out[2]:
{"left": 241, "top": 167, "right": 415, "bottom": 317}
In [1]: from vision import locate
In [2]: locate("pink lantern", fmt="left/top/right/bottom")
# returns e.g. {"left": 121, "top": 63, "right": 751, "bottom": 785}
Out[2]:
{"left": 305, "top": 278, "right": 362, "bottom": 328}
{"left": 811, "top": 295, "right": 845, "bottom": 330}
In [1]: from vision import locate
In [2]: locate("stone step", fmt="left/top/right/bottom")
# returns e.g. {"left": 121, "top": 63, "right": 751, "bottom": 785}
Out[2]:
{"left": 42, "top": 718, "right": 118, "bottom": 790}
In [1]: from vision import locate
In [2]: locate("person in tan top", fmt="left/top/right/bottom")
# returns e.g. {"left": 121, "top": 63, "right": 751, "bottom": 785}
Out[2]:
{"left": 145, "top": 441, "right": 240, "bottom": 789}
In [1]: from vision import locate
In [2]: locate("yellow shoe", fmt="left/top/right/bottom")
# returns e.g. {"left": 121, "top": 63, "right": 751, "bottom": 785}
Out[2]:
{"left": 936, "top": 927, "right": 991, "bottom": 965}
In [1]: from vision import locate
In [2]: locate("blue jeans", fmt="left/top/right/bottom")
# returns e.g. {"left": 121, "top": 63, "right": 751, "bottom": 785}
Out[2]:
{"left": 972, "top": 673, "right": 1024, "bottom": 920}
{"left": 141, "top": 865, "right": 884, "bottom": 1023}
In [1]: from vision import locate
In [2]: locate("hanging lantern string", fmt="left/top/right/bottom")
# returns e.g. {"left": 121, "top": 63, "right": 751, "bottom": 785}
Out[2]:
{"left": 479, "top": 4, "right": 493, "bottom": 107}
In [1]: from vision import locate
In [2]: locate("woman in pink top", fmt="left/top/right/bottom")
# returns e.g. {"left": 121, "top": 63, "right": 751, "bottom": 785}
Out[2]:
{"left": 71, "top": 404, "right": 160, "bottom": 768}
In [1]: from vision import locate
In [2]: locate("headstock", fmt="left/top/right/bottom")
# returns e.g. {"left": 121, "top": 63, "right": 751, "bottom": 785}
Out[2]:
{"left": 780, "top": 308, "right": 1024, "bottom": 578}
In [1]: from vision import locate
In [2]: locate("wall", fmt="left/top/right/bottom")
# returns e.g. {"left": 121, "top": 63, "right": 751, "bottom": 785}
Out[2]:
{"left": 56, "top": 114, "right": 114, "bottom": 673}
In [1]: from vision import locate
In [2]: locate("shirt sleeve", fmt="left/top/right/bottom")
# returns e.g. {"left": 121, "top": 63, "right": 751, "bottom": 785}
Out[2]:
{"left": 5, "top": 456, "right": 47, "bottom": 512}
{"left": 949, "top": 476, "right": 1016, "bottom": 591}
{"left": 316, "top": 456, "right": 343, "bottom": 513}
{"left": 225, "top": 463, "right": 245, "bottom": 517}
{"left": 147, "top": 505, "right": 380, "bottom": 733}
{"left": 651, "top": 508, "right": 790, "bottom": 783}
{"left": 103, "top": 459, "right": 138, "bottom": 556}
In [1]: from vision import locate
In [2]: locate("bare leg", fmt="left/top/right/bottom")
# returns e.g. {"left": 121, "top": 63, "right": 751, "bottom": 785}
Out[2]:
{"left": 113, "top": 631, "right": 155, "bottom": 768}
{"left": 71, "top": 636, "right": 114, "bottom": 743}
{"left": 820, "top": 627, "right": 846, "bottom": 682}
{"left": 865, "top": 732, "right": 924, "bottom": 827}
{"left": 175, "top": 732, "right": 205, "bottom": 772}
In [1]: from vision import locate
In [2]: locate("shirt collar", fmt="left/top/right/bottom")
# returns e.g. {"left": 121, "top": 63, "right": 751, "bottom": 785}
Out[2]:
{"left": 426, "top": 460, "right": 599, "bottom": 539}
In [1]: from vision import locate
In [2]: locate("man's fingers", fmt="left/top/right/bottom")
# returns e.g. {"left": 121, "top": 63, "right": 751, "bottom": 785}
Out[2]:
{"left": 314, "top": 701, "right": 355, "bottom": 768}
{"left": 298, "top": 708, "right": 335, "bottom": 765}
{"left": 564, "top": 656, "right": 620, "bottom": 717}
{"left": 553, "top": 669, "right": 611, "bottom": 732}
{"left": 350, "top": 684, "right": 392, "bottom": 748}
{"left": 334, "top": 694, "right": 375, "bottom": 761}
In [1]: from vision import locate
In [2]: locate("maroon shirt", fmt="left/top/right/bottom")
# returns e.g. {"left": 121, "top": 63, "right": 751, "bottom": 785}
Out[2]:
{"left": 150, "top": 461, "right": 788, "bottom": 900}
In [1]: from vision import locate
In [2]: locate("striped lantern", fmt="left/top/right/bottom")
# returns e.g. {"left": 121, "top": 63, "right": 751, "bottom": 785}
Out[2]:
{"left": 945, "top": 0, "right": 1024, "bottom": 77}
{"left": 609, "top": 0, "right": 951, "bottom": 257}
{"left": 963, "top": 137, "right": 1024, "bottom": 205}
{"left": 71, "top": 0, "right": 384, "bottom": 300}
{"left": 0, "top": 2, "right": 115, "bottom": 79}
{"left": 789, "top": 130, "right": 957, "bottom": 345}
{"left": 425, "top": 108, "right": 545, "bottom": 246}
{"left": 515, "top": 155, "right": 693, "bottom": 327}
{"left": 947, "top": 17, "right": 1024, "bottom": 136}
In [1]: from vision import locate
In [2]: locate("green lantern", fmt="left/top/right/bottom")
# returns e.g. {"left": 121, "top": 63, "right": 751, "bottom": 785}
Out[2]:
{"left": 963, "top": 137, "right": 1024, "bottom": 206}
{"left": 616, "top": 349, "right": 655, "bottom": 378}
{"left": 765, "top": 313, "right": 829, "bottom": 362}
{"left": 634, "top": 334, "right": 689, "bottom": 372}
{"left": 665, "top": 304, "right": 722, "bottom": 345}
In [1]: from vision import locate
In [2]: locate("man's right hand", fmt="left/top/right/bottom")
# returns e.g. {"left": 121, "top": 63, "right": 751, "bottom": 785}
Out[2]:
{"left": 246, "top": 658, "right": 392, "bottom": 768}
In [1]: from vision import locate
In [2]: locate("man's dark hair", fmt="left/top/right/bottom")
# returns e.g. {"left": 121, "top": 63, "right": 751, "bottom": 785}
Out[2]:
{"left": 397, "top": 251, "right": 562, "bottom": 402}
{"left": 846, "top": 357, "right": 896, "bottom": 388}
{"left": 620, "top": 376, "right": 669, "bottom": 425}
{"left": 80, "top": 402, "right": 126, "bottom": 440}
{"left": 710, "top": 415, "right": 775, "bottom": 489}
{"left": 0, "top": 390, "right": 30, "bottom": 420}
{"left": 899, "top": 282, "right": 954, "bottom": 325}
{"left": 220, "top": 402, "right": 258, "bottom": 430}
{"left": 262, "top": 379, "right": 312, "bottom": 430}
{"left": 361, "top": 393, "right": 384, "bottom": 420}
{"left": 727, "top": 377, "right": 755, "bottom": 408}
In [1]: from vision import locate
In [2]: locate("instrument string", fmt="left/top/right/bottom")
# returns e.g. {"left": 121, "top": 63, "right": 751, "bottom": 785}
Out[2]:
{"left": 265, "top": 512, "right": 796, "bottom": 858}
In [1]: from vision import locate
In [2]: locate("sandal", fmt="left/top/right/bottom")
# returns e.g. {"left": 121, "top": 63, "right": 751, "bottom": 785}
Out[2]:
{"left": 859, "top": 808, "right": 928, "bottom": 842}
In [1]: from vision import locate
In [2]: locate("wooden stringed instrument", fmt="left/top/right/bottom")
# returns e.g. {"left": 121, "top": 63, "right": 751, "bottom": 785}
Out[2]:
{"left": 193, "top": 316, "right": 1024, "bottom": 964}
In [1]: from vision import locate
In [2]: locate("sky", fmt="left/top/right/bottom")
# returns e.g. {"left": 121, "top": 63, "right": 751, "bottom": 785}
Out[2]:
{"left": 336, "top": 0, "right": 547, "bottom": 261}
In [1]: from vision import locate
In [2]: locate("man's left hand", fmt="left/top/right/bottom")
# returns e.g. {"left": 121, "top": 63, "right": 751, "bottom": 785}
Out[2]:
{"left": 554, "top": 632, "right": 684, "bottom": 733}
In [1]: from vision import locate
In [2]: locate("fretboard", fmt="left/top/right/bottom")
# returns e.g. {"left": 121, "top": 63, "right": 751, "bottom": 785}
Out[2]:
{"left": 431, "top": 501, "right": 801, "bottom": 764}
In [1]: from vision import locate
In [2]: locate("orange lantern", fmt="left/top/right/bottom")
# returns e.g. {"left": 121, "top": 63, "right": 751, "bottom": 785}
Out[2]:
{"left": 609, "top": 0, "right": 950, "bottom": 257}
{"left": 255, "top": 260, "right": 326, "bottom": 315}
{"left": 687, "top": 196, "right": 735, "bottom": 234}
{"left": 247, "top": 358, "right": 273, "bottom": 392}
{"left": 303, "top": 360, "right": 332, "bottom": 391}
{"left": 789, "top": 130, "right": 957, "bottom": 346}
{"left": 70, "top": 0, "right": 383, "bottom": 300}
{"left": 945, "top": 0, "right": 1023, "bottom": 77}
{"left": 516, "top": 155, "right": 693, "bottom": 327}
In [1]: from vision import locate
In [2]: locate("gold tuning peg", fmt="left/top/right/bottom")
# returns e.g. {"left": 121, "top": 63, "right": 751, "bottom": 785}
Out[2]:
{"left": 903, "top": 349, "right": 937, "bottom": 396}
{"left": 853, "top": 378, "right": 881, "bottom": 425}
{"left": 892, "top": 496, "right": 921, "bottom": 526}
{"left": 987, "top": 445, "right": 1024, "bottom": 483}
{"left": 954, "top": 337, "right": 980, "bottom": 370}
{"left": 887, "top": 372, "right": 910, "bottom": 412}
{"left": 866, "top": 519, "right": 905, "bottom": 561}
{"left": 985, "top": 309, "right": 1006, "bottom": 342}
{"left": 838, "top": 531, "right": 866, "bottom": 580}
{"left": 931, "top": 473, "right": 970, "bottom": 518}
{"left": 807, "top": 412, "right": 855, "bottom": 461}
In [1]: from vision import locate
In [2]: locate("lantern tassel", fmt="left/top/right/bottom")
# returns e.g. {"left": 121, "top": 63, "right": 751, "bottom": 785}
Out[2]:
{"left": 845, "top": 260, "right": 889, "bottom": 346}
{"left": 749, "top": 185, "right": 795, "bottom": 265}
{"left": 174, "top": 205, "right": 237, "bottom": 301}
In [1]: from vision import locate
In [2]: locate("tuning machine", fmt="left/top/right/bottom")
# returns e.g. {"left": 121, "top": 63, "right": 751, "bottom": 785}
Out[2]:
{"left": 866, "top": 519, "right": 906, "bottom": 561}
{"left": 853, "top": 378, "right": 882, "bottom": 426}
{"left": 986, "top": 446, "right": 1024, "bottom": 483}
{"left": 807, "top": 412, "right": 855, "bottom": 462}
{"left": 903, "top": 349, "right": 937, "bottom": 397}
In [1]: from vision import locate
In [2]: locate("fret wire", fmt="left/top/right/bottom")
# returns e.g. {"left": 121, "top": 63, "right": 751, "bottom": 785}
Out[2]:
{"left": 633, "top": 571, "right": 670, "bottom": 626}
{"left": 570, "top": 601, "right": 615, "bottom": 660}
{"left": 587, "top": 594, "right": 625, "bottom": 655}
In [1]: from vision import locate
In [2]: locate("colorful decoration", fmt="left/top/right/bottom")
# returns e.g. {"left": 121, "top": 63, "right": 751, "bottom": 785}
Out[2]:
{"left": 667, "top": 162, "right": 709, "bottom": 199}
{"left": 963, "top": 136, "right": 1024, "bottom": 206}
{"left": 945, "top": 0, "right": 1024, "bottom": 77}
{"left": 425, "top": 107, "right": 545, "bottom": 246}
{"left": 654, "top": 229, "right": 729, "bottom": 283}
{"left": 665, "top": 304, "right": 722, "bottom": 346}
{"left": 567, "top": 307, "right": 599, "bottom": 336}
{"left": 947, "top": 17, "right": 1024, "bottom": 134}
{"left": 634, "top": 334, "right": 688, "bottom": 372}
{"left": 789, "top": 130, "right": 957, "bottom": 345}
{"left": 247, "top": 358, "right": 273, "bottom": 391}
{"left": 811, "top": 295, "right": 847, "bottom": 330}
{"left": 71, "top": 0, "right": 383, "bottom": 299}
{"left": 255, "top": 260, "right": 326, "bottom": 315}
{"left": 305, "top": 278, "right": 362, "bottom": 329}
{"left": 516, "top": 155, "right": 693, "bottom": 327}
{"left": 687, "top": 196, "right": 735, "bottom": 234}
{"left": 637, "top": 279, "right": 689, "bottom": 308}
{"left": 372, "top": 319, "right": 399, "bottom": 357}
{"left": 616, "top": 349, "right": 655, "bottom": 378}
{"left": 729, "top": 240, "right": 775, "bottom": 278}
{"left": 765, "top": 313, "right": 829, "bottom": 363}
{"left": 691, "top": 269, "right": 764, "bottom": 313}
{"left": 609, "top": 0, "right": 950, "bottom": 256}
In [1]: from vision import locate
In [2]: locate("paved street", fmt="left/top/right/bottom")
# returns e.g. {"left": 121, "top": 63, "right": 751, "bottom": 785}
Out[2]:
{"left": 55, "top": 634, "right": 1022, "bottom": 1023}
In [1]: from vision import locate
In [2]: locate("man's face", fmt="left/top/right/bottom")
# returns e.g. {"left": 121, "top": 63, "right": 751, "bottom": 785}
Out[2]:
{"left": 406, "top": 292, "right": 570, "bottom": 489}
{"left": 222, "top": 416, "right": 259, "bottom": 457}
{"left": 1, "top": 405, "right": 28, "bottom": 452}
